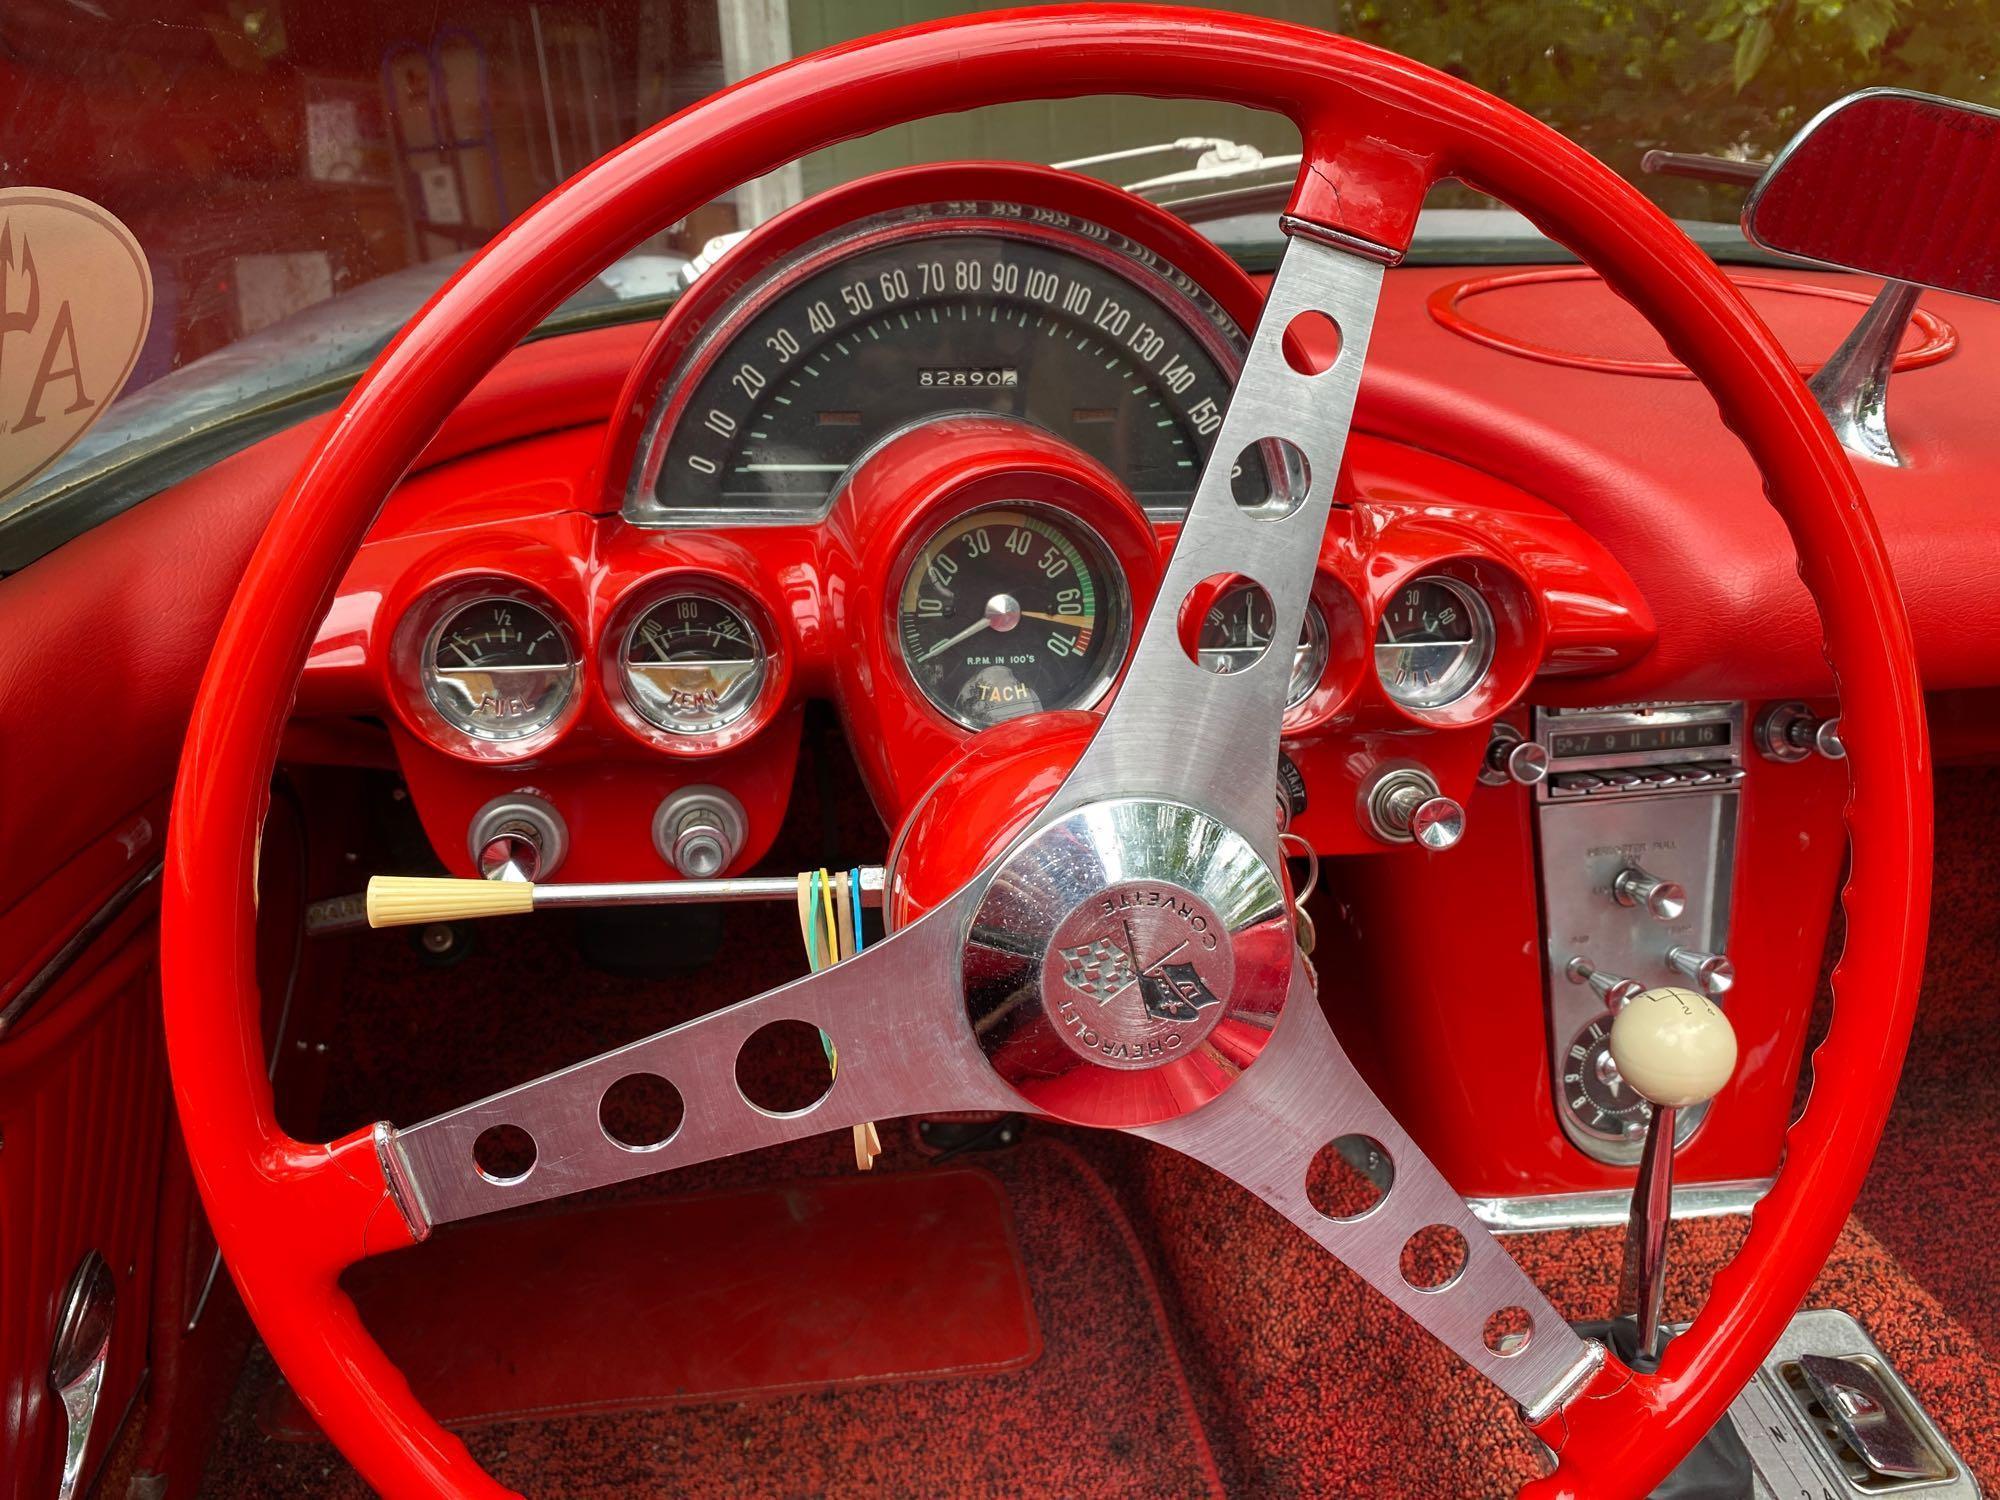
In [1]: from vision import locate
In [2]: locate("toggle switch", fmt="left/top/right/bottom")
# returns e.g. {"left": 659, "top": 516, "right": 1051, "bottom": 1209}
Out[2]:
{"left": 1566, "top": 956, "right": 1647, "bottom": 1009}
{"left": 1667, "top": 945, "right": 1735, "bottom": 997}
{"left": 1612, "top": 864, "right": 1686, "bottom": 922}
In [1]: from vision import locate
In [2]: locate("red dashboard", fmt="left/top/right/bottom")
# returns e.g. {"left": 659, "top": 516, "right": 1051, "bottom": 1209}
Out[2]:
{"left": 273, "top": 159, "right": 1997, "bottom": 1203}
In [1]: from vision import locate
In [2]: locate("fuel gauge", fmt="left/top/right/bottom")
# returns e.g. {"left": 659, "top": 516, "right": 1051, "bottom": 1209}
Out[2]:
{"left": 422, "top": 596, "right": 577, "bottom": 742}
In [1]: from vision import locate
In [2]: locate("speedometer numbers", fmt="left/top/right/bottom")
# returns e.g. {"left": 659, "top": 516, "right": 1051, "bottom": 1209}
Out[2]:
{"left": 640, "top": 210, "right": 1250, "bottom": 521}
{"left": 898, "top": 506, "right": 1128, "bottom": 730}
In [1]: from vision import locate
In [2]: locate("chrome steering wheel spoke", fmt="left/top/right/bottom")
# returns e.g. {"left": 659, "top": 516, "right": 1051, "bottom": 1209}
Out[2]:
{"left": 1047, "top": 231, "right": 1384, "bottom": 851}
{"left": 1136, "top": 955, "right": 1603, "bottom": 1416}
{"left": 383, "top": 887, "right": 1015, "bottom": 1231}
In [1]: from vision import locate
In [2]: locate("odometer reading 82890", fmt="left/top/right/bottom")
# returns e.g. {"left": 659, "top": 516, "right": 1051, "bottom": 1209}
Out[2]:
{"left": 898, "top": 506, "right": 1128, "bottom": 730}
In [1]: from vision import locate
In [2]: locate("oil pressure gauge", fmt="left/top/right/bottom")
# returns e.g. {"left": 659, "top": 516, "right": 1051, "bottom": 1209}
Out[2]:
{"left": 621, "top": 591, "right": 768, "bottom": 734}
{"left": 421, "top": 595, "right": 578, "bottom": 742}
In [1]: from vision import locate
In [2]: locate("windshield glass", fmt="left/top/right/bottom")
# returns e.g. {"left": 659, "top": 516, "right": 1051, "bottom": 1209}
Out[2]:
{"left": 4, "top": 0, "right": 1994, "bottom": 521}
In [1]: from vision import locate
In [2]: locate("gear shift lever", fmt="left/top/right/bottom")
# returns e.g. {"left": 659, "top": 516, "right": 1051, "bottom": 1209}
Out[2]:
{"left": 1610, "top": 985, "right": 1739, "bottom": 1360}
{"left": 1566, "top": 987, "right": 1751, "bottom": 1499}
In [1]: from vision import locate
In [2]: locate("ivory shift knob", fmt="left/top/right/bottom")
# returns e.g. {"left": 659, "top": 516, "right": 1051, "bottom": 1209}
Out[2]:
{"left": 1609, "top": 986, "right": 1738, "bottom": 1109}
{"left": 366, "top": 876, "right": 534, "bottom": 929}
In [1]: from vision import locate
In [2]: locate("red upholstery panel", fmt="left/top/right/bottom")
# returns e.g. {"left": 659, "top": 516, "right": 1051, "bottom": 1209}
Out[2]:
{"left": 0, "top": 931, "right": 168, "bottom": 1500}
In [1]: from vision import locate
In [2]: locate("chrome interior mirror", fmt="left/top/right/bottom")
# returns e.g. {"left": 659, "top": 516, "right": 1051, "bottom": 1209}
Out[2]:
{"left": 1745, "top": 89, "right": 2000, "bottom": 299}
{"left": 1743, "top": 90, "right": 2000, "bottom": 465}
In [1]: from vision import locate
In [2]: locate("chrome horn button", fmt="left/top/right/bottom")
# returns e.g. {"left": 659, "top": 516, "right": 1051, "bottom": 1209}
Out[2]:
{"left": 962, "top": 798, "right": 1292, "bottom": 1127}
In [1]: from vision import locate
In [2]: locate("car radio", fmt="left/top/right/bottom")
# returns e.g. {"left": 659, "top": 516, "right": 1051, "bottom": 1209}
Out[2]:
{"left": 1530, "top": 703, "right": 1743, "bottom": 1165}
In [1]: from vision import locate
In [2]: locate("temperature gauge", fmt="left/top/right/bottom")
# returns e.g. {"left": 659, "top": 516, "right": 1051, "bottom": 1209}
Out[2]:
{"left": 621, "top": 592, "right": 768, "bottom": 734}
{"left": 421, "top": 596, "right": 577, "bottom": 742}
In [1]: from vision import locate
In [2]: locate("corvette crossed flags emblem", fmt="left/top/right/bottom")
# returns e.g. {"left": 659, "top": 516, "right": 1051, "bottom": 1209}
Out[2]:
{"left": 1059, "top": 926, "right": 1222, "bottom": 1024}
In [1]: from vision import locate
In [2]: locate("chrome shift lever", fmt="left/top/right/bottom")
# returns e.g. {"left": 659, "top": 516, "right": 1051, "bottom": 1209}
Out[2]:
{"left": 1610, "top": 987, "right": 1739, "bottom": 1360}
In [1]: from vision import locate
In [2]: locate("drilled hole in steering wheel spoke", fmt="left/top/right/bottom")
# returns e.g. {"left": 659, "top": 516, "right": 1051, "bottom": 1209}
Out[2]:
{"left": 1399, "top": 1223, "right": 1469, "bottom": 1292}
{"left": 1281, "top": 309, "right": 1343, "bottom": 375}
{"left": 471, "top": 1123, "right": 536, "bottom": 1186}
{"left": 1181, "top": 573, "right": 1275, "bottom": 677}
{"left": 1483, "top": 1305, "right": 1535, "bottom": 1357}
{"left": 1306, "top": 1134, "right": 1394, "bottom": 1220}
{"left": 736, "top": 1018, "right": 837, "bottom": 1115}
{"left": 599, "top": 1072, "right": 686, "bottom": 1152}
{"left": 1230, "top": 437, "right": 1311, "bottom": 519}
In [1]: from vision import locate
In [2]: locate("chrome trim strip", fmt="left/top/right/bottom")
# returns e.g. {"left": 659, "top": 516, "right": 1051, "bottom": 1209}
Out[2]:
{"left": 374, "top": 1122, "right": 434, "bottom": 1244}
{"left": 1277, "top": 214, "right": 1406, "bottom": 267}
{"left": 1520, "top": 1338, "right": 1608, "bottom": 1426}
{"left": 1467, "top": 1178, "right": 1773, "bottom": 1235}
{"left": 0, "top": 859, "right": 163, "bottom": 1042}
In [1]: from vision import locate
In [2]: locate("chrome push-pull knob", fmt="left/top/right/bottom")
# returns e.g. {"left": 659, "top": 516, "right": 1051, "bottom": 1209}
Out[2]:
{"left": 1612, "top": 864, "right": 1686, "bottom": 922}
{"left": 1566, "top": 957, "right": 1647, "bottom": 1009}
{"left": 1480, "top": 726, "right": 1549, "bottom": 786}
{"left": 1757, "top": 700, "right": 1846, "bottom": 762}
{"left": 469, "top": 793, "right": 568, "bottom": 883}
{"left": 1667, "top": 945, "right": 1735, "bottom": 997}
{"left": 1364, "top": 768, "right": 1465, "bottom": 851}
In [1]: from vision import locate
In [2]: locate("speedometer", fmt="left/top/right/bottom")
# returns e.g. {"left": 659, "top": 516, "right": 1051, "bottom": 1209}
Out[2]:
{"left": 629, "top": 190, "right": 1266, "bottom": 523}
{"left": 898, "top": 505, "right": 1128, "bottom": 730}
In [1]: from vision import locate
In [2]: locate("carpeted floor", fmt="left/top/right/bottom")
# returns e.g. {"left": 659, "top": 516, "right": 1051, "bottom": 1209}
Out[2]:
{"left": 195, "top": 760, "right": 2000, "bottom": 1497}
{"left": 201, "top": 1137, "right": 1227, "bottom": 1500}
{"left": 1855, "top": 766, "right": 2000, "bottom": 1357}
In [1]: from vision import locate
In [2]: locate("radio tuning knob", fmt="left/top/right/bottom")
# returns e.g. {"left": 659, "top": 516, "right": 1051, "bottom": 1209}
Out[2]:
{"left": 1667, "top": 945, "right": 1735, "bottom": 997}
{"left": 1613, "top": 864, "right": 1687, "bottom": 922}
{"left": 1566, "top": 956, "right": 1647, "bottom": 1009}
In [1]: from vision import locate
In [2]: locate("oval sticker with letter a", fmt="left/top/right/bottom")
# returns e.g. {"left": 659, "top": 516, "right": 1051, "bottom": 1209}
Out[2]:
{"left": 0, "top": 188, "right": 152, "bottom": 502}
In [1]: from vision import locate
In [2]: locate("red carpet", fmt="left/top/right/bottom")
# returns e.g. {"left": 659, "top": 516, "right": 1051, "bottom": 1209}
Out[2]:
{"left": 1855, "top": 766, "right": 2000, "bottom": 1356}
{"left": 196, "top": 746, "right": 2000, "bottom": 1496}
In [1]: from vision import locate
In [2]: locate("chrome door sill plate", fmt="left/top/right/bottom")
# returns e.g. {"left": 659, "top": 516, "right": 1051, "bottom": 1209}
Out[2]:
{"left": 1733, "top": 1309, "right": 1979, "bottom": 1498}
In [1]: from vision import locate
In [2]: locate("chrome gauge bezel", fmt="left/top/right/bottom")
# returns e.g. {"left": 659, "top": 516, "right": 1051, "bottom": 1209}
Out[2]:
{"left": 393, "top": 579, "right": 582, "bottom": 758}
{"left": 1290, "top": 598, "right": 1332, "bottom": 710}
{"left": 618, "top": 589, "right": 770, "bottom": 736}
{"left": 1374, "top": 573, "right": 1497, "bottom": 711}
{"left": 893, "top": 500, "right": 1132, "bottom": 733}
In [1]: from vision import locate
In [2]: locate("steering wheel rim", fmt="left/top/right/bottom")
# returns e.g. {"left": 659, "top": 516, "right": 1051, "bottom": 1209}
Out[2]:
{"left": 162, "top": 8, "right": 1931, "bottom": 1496}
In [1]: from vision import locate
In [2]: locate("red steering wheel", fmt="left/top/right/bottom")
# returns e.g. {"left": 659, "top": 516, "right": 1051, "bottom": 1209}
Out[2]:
{"left": 163, "top": 8, "right": 1932, "bottom": 1496}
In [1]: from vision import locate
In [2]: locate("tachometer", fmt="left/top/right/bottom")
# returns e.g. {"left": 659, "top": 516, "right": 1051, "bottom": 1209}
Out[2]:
{"left": 898, "top": 505, "right": 1128, "bottom": 730}
{"left": 422, "top": 597, "right": 577, "bottom": 742}
{"left": 632, "top": 199, "right": 1265, "bottom": 522}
